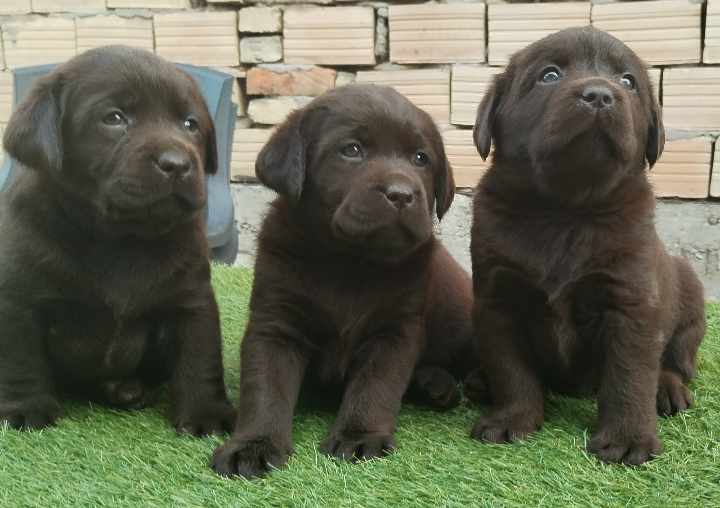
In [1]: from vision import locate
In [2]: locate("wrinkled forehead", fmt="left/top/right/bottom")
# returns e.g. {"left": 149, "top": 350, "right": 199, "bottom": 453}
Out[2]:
{"left": 307, "top": 93, "right": 439, "bottom": 153}
{"left": 62, "top": 58, "right": 203, "bottom": 119}
{"left": 514, "top": 28, "right": 646, "bottom": 77}
{"left": 314, "top": 110, "right": 435, "bottom": 159}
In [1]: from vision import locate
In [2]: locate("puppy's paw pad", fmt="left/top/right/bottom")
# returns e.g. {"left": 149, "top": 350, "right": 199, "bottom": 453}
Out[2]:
{"left": 657, "top": 372, "right": 692, "bottom": 417}
{"left": 211, "top": 437, "right": 290, "bottom": 479}
{"left": 174, "top": 401, "right": 237, "bottom": 437}
{"left": 470, "top": 412, "right": 540, "bottom": 443}
{"left": 588, "top": 430, "right": 662, "bottom": 465}
{"left": 320, "top": 432, "right": 396, "bottom": 462}
{"left": 0, "top": 396, "right": 61, "bottom": 431}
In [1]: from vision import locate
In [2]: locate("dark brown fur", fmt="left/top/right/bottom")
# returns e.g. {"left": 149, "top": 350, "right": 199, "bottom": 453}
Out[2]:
{"left": 469, "top": 27, "right": 706, "bottom": 465}
{"left": 211, "top": 85, "right": 474, "bottom": 478}
{"left": 0, "top": 46, "right": 235, "bottom": 434}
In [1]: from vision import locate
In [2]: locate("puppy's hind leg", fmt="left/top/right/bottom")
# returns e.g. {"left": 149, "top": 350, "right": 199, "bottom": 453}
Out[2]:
{"left": 0, "top": 298, "right": 61, "bottom": 430}
{"left": 657, "top": 258, "right": 706, "bottom": 417}
{"left": 100, "top": 379, "right": 152, "bottom": 410}
{"left": 406, "top": 365, "right": 461, "bottom": 410}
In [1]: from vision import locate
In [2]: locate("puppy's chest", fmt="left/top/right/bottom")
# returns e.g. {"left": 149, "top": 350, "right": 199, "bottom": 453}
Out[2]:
{"left": 305, "top": 271, "right": 425, "bottom": 383}
{"left": 495, "top": 217, "right": 615, "bottom": 293}
{"left": 71, "top": 248, "right": 184, "bottom": 316}
{"left": 44, "top": 303, "right": 151, "bottom": 381}
{"left": 484, "top": 219, "right": 621, "bottom": 387}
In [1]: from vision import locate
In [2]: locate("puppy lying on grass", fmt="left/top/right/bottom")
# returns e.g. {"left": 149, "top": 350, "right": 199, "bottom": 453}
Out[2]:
{"left": 0, "top": 46, "right": 235, "bottom": 435}
{"left": 469, "top": 27, "right": 706, "bottom": 465}
{"left": 212, "top": 84, "right": 475, "bottom": 478}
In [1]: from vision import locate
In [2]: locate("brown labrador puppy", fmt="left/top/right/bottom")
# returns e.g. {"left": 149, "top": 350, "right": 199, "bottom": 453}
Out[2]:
{"left": 469, "top": 27, "right": 706, "bottom": 465}
{"left": 0, "top": 46, "right": 235, "bottom": 434}
{"left": 211, "top": 84, "right": 474, "bottom": 478}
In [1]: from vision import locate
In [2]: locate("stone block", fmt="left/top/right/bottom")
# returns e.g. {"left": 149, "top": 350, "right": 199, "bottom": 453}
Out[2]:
{"left": 76, "top": 15, "right": 154, "bottom": 53}
{"left": 246, "top": 65, "right": 335, "bottom": 96}
{"left": 240, "top": 36, "right": 282, "bottom": 64}
{"left": 663, "top": 67, "right": 720, "bottom": 132}
{"left": 443, "top": 128, "right": 490, "bottom": 188}
{"left": 389, "top": 3, "right": 486, "bottom": 64}
{"left": 284, "top": 6, "right": 375, "bottom": 65}
{"left": 238, "top": 6, "right": 282, "bottom": 34}
{"left": 231, "top": 126, "right": 273, "bottom": 180}
{"left": 247, "top": 96, "right": 312, "bottom": 125}
{"left": 451, "top": 65, "right": 503, "bottom": 126}
{"left": 592, "top": 0, "right": 701, "bottom": 65}
{"left": 650, "top": 138, "right": 711, "bottom": 198}
{"left": 155, "top": 11, "right": 239, "bottom": 67}
{"left": 355, "top": 68, "right": 451, "bottom": 124}
{"left": 2, "top": 16, "right": 76, "bottom": 68}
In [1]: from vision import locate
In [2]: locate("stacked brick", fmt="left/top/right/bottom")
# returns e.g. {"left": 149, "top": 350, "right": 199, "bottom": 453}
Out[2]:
{"left": 0, "top": 0, "right": 718, "bottom": 199}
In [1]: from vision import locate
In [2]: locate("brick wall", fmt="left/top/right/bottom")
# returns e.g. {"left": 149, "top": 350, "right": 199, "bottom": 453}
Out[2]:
{"left": 0, "top": 0, "right": 718, "bottom": 199}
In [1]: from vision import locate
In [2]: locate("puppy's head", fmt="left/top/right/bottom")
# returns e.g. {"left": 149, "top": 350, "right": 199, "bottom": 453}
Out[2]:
{"left": 474, "top": 26, "right": 664, "bottom": 201}
{"left": 257, "top": 84, "right": 454, "bottom": 263}
{"left": 3, "top": 45, "right": 217, "bottom": 237}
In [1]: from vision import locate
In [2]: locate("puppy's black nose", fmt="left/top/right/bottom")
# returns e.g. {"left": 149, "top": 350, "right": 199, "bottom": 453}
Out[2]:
{"left": 581, "top": 85, "right": 614, "bottom": 109}
{"left": 384, "top": 183, "right": 415, "bottom": 209}
{"left": 156, "top": 149, "right": 191, "bottom": 176}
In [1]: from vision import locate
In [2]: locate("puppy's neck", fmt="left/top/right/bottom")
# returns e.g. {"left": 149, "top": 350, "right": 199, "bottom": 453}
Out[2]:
{"left": 18, "top": 172, "right": 196, "bottom": 244}
{"left": 483, "top": 161, "right": 655, "bottom": 219}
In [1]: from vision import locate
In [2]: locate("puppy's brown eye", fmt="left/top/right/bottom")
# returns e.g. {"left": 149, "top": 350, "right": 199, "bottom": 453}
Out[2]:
{"left": 413, "top": 151, "right": 430, "bottom": 167}
{"left": 340, "top": 143, "right": 363, "bottom": 159}
{"left": 184, "top": 117, "right": 199, "bottom": 132}
{"left": 103, "top": 110, "right": 127, "bottom": 126}
{"left": 620, "top": 73, "right": 636, "bottom": 90}
{"left": 540, "top": 67, "right": 561, "bottom": 83}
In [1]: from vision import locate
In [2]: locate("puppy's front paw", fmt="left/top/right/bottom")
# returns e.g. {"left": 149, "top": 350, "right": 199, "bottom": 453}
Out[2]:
{"left": 320, "top": 431, "right": 396, "bottom": 461}
{"left": 588, "top": 428, "right": 662, "bottom": 465}
{"left": 657, "top": 371, "right": 693, "bottom": 416}
{"left": 471, "top": 410, "right": 541, "bottom": 443}
{"left": 211, "top": 436, "right": 291, "bottom": 479}
{"left": 0, "top": 395, "right": 62, "bottom": 430}
{"left": 173, "top": 401, "right": 236, "bottom": 437}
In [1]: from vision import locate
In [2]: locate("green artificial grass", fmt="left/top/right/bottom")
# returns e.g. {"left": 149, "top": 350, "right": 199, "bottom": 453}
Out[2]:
{"left": 1, "top": 264, "right": 719, "bottom": 507}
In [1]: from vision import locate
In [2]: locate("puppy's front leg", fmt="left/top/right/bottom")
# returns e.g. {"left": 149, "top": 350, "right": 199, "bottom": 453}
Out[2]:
{"left": 168, "top": 289, "right": 235, "bottom": 436}
{"left": 0, "top": 298, "right": 61, "bottom": 430}
{"left": 211, "top": 328, "right": 308, "bottom": 479}
{"left": 588, "top": 308, "right": 662, "bottom": 465}
{"left": 321, "top": 320, "right": 422, "bottom": 461}
{"left": 470, "top": 304, "right": 545, "bottom": 443}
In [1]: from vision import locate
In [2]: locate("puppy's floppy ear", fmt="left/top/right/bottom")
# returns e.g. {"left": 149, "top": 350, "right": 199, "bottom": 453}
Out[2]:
{"left": 255, "top": 108, "right": 306, "bottom": 203}
{"left": 3, "top": 73, "right": 64, "bottom": 173}
{"left": 645, "top": 101, "right": 665, "bottom": 169}
{"left": 432, "top": 136, "right": 455, "bottom": 220}
{"left": 473, "top": 74, "right": 506, "bottom": 161}
{"left": 204, "top": 118, "right": 218, "bottom": 175}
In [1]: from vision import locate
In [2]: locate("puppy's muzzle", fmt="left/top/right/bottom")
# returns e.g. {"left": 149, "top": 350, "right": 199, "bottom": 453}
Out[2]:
{"left": 153, "top": 148, "right": 192, "bottom": 179}
{"left": 381, "top": 182, "right": 416, "bottom": 211}
{"left": 580, "top": 84, "right": 615, "bottom": 110}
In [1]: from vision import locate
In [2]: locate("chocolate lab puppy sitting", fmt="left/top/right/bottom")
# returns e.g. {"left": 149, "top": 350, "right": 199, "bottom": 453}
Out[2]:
{"left": 469, "top": 27, "right": 705, "bottom": 465}
{"left": 212, "top": 85, "right": 474, "bottom": 478}
{"left": 0, "top": 46, "right": 234, "bottom": 434}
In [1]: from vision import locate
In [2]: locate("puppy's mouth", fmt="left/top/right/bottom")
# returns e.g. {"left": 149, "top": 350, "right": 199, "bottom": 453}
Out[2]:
{"left": 108, "top": 178, "right": 205, "bottom": 211}
{"left": 330, "top": 199, "right": 432, "bottom": 262}
{"left": 554, "top": 124, "right": 619, "bottom": 160}
{"left": 538, "top": 85, "right": 636, "bottom": 165}
{"left": 100, "top": 179, "right": 205, "bottom": 237}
